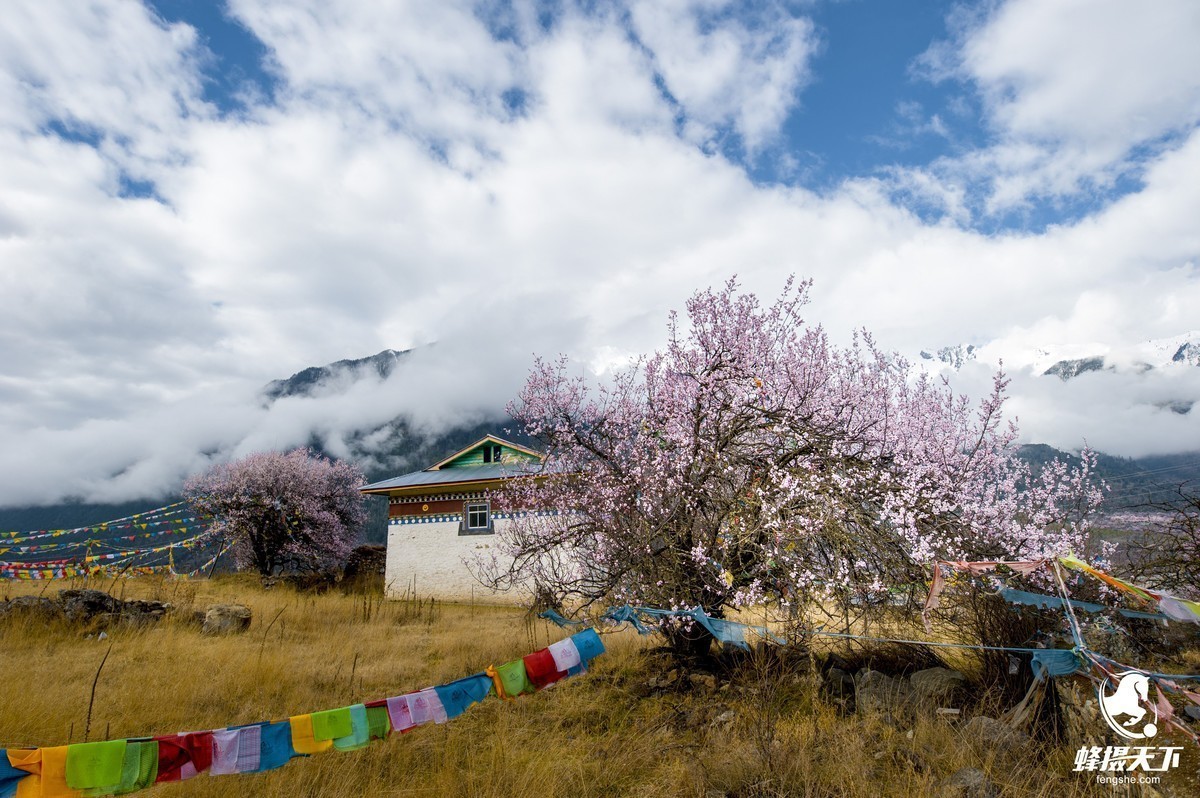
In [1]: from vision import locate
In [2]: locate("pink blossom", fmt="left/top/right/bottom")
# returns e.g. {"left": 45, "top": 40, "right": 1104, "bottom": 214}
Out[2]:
{"left": 184, "top": 448, "right": 365, "bottom": 576}
{"left": 487, "top": 278, "right": 1103, "bottom": 618}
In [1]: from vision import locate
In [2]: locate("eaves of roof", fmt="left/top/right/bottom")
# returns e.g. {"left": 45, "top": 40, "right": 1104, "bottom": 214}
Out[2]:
{"left": 360, "top": 462, "right": 542, "bottom": 494}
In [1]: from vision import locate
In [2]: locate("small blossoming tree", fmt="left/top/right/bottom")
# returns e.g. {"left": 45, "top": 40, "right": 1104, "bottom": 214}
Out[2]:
{"left": 483, "top": 278, "right": 1103, "bottom": 649}
{"left": 185, "top": 449, "right": 366, "bottom": 576}
{"left": 1124, "top": 486, "right": 1200, "bottom": 594}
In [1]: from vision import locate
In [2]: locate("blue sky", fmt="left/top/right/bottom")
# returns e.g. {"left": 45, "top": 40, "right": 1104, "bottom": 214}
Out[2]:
{"left": 759, "top": 2, "right": 982, "bottom": 187}
{"left": 147, "top": 1, "right": 983, "bottom": 208}
{"left": 149, "top": 0, "right": 276, "bottom": 110}
{"left": 142, "top": 0, "right": 1142, "bottom": 231}
{"left": 1, "top": 0, "right": 1199, "bottom": 504}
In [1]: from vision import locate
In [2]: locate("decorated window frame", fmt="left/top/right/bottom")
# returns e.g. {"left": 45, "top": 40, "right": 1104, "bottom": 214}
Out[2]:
{"left": 460, "top": 500, "right": 494, "bottom": 535}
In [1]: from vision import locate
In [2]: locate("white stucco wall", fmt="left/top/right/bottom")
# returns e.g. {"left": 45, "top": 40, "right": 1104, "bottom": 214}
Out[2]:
{"left": 384, "top": 517, "right": 523, "bottom": 602}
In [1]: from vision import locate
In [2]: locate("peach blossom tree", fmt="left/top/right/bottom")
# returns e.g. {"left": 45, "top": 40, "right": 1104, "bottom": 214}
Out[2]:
{"left": 486, "top": 278, "right": 1102, "bottom": 647}
{"left": 185, "top": 448, "right": 365, "bottom": 576}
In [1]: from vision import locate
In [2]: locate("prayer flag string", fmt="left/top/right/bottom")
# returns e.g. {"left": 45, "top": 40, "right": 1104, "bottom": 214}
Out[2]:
{"left": 0, "top": 629, "right": 605, "bottom": 797}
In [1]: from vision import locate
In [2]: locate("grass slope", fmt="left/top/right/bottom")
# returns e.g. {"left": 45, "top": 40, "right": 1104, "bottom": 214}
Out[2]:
{"left": 0, "top": 577, "right": 1192, "bottom": 797}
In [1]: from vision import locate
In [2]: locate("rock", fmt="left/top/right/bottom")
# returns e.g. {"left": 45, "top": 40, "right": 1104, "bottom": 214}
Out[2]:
{"left": 895, "top": 747, "right": 929, "bottom": 773}
{"left": 1052, "top": 679, "right": 1102, "bottom": 746}
{"left": 202, "top": 603, "right": 252, "bottom": 635}
{"left": 0, "top": 595, "right": 62, "bottom": 619}
{"left": 1, "top": 591, "right": 168, "bottom": 629}
{"left": 823, "top": 667, "right": 856, "bottom": 699}
{"left": 688, "top": 673, "right": 718, "bottom": 691}
{"left": 341, "top": 545, "right": 386, "bottom": 593}
{"left": 822, "top": 667, "right": 857, "bottom": 714}
{"left": 937, "top": 768, "right": 999, "bottom": 798}
{"left": 1185, "top": 706, "right": 1200, "bottom": 722}
{"left": 961, "top": 716, "right": 1029, "bottom": 758}
{"left": 56, "top": 589, "right": 169, "bottom": 627}
{"left": 855, "top": 670, "right": 911, "bottom": 716}
{"left": 647, "top": 668, "right": 685, "bottom": 691}
{"left": 114, "top": 599, "right": 169, "bottom": 627}
{"left": 910, "top": 668, "right": 967, "bottom": 703}
{"left": 57, "top": 589, "right": 122, "bottom": 621}
{"left": 712, "top": 710, "right": 737, "bottom": 729}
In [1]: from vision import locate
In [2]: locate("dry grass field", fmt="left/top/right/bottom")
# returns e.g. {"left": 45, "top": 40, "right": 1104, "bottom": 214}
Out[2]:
{"left": 0, "top": 575, "right": 1194, "bottom": 797}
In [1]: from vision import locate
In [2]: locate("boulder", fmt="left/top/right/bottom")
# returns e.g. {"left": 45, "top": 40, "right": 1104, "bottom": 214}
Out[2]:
{"left": 57, "top": 589, "right": 169, "bottom": 627}
{"left": 57, "top": 589, "right": 122, "bottom": 621}
{"left": 1053, "top": 679, "right": 1103, "bottom": 746}
{"left": 116, "top": 599, "right": 170, "bottom": 626}
{"left": 0, "top": 595, "right": 62, "bottom": 620}
{"left": 821, "top": 666, "right": 857, "bottom": 713}
{"left": 909, "top": 667, "right": 967, "bottom": 703}
{"left": 0, "top": 590, "right": 170, "bottom": 628}
{"left": 201, "top": 603, "right": 252, "bottom": 635}
{"left": 855, "top": 669, "right": 911, "bottom": 716}
{"left": 936, "top": 768, "right": 999, "bottom": 798}
{"left": 961, "top": 716, "right": 1029, "bottom": 758}
{"left": 823, "top": 667, "right": 856, "bottom": 698}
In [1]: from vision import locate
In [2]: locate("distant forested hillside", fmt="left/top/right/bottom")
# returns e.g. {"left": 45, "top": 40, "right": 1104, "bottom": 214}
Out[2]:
{"left": 1016, "top": 445, "right": 1200, "bottom": 509}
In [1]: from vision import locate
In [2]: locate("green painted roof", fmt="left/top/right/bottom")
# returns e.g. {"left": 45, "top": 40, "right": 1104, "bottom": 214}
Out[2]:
{"left": 428, "top": 435, "right": 541, "bottom": 470}
{"left": 359, "top": 435, "right": 544, "bottom": 494}
{"left": 441, "top": 441, "right": 538, "bottom": 469}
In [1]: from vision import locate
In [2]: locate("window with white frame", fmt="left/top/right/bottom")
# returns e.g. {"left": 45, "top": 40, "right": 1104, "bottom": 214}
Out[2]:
{"left": 461, "top": 501, "right": 493, "bottom": 534}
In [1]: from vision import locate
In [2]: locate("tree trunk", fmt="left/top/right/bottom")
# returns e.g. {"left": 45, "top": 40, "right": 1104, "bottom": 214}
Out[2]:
{"left": 664, "top": 623, "right": 715, "bottom": 661}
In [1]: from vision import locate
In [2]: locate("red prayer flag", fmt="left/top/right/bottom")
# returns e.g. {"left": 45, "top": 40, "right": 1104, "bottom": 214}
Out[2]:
{"left": 522, "top": 648, "right": 567, "bottom": 689}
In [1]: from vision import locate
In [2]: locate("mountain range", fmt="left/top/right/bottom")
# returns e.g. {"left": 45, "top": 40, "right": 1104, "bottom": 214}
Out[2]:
{"left": 922, "top": 331, "right": 1200, "bottom": 422}
{"left": 922, "top": 331, "right": 1200, "bottom": 382}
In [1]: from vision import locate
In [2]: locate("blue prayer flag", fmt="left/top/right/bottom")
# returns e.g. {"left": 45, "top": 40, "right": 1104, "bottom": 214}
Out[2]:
{"left": 434, "top": 674, "right": 493, "bottom": 719}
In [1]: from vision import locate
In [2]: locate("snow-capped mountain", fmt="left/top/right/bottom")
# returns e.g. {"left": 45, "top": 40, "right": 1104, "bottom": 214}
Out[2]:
{"left": 918, "top": 332, "right": 1200, "bottom": 428}
{"left": 919, "top": 344, "right": 978, "bottom": 369}
{"left": 262, "top": 348, "right": 411, "bottom": 401}
{"left": 1175, "top": 341, "right": 1200, "bottom": 367}
{"left": 1038, "top": 332, "right": 1200, "bottom": 380}
{"left": 921, "top": 331, "right": 1200, "bottom": 379}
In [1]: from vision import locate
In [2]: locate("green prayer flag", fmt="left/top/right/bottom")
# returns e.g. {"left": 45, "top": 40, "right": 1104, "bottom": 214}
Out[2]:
{"left": 1058, "top": 554, "right": 1088, "bottom": 571}
{"left": 496, "top": 659, "right": 534, "bottom": 697}
{"left": 332, "top": 705, "right": 371, "bottom": 752}
{"left": 85, "top": 739, "right": 159, "bottom": 797}
{"left": 310, "top": 707, "right": 354, "bottom": 741}
{"left": 365, "top": 706, "right": 390, "bottom": 740}
{"left": 121, "top": 741, "right": 158, "bottom": 794}
{"left": 65, "top": 740, "right": 127, "bottom": 789}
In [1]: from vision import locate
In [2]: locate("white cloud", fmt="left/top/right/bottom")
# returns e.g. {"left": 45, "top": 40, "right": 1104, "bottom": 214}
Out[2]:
{"left": 1006, "top": 366, "right": 1200, "bottom": 459}
{"left": 227, "top": 0, "right": 523, "bottom": 145}
{"left": 0, "top": 0, "right": 209, "bottom": 171}
{"left": 626, "top": 0, "right": 817, "bottom": 152}
{"left": 910, "top": 0, "right": 1200, "bottom": 212}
